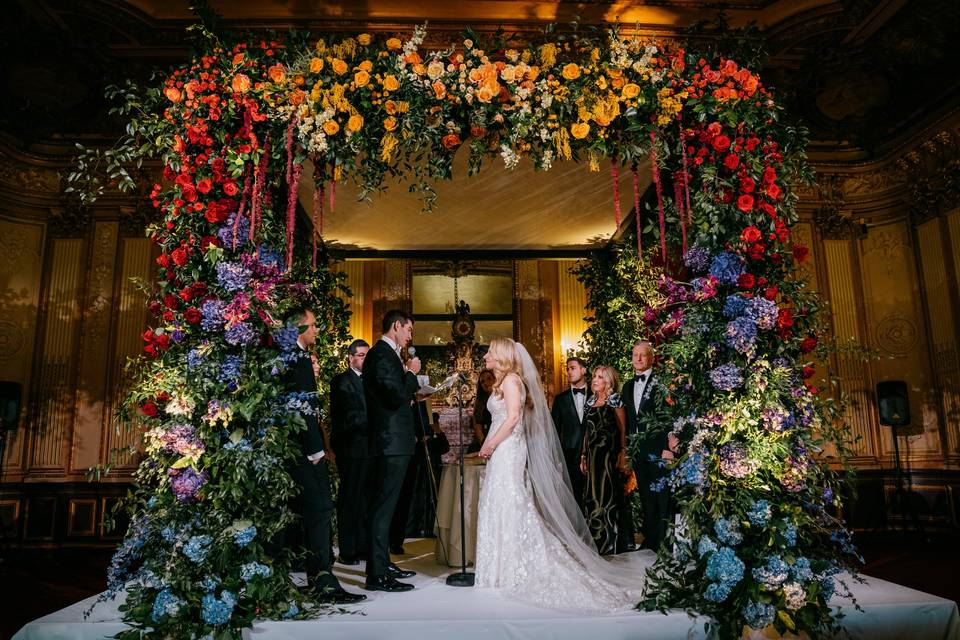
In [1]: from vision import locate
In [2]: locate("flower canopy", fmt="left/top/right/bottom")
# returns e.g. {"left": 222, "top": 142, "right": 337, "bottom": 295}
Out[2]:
{"left": 90, "top": 22, "right": 858, "bottom": 640}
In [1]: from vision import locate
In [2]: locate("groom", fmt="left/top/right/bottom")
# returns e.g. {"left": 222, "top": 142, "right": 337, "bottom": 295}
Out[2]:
{"left": 362, "top": 309, "right": 420, "bottom": 592}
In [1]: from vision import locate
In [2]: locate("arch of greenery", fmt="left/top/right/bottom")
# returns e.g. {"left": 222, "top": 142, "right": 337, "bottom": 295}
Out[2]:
{"left": 79, "top": 22, "right": 860, "bottom": 640}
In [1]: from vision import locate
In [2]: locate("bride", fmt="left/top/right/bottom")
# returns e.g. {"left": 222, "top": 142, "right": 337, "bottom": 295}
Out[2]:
{"left": 474, "top": 337, "right": 652, "bottom": 612}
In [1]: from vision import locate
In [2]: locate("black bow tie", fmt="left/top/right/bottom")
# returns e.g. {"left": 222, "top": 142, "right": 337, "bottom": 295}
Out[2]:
{"left": 572, "top": 388, "right": 586, "bottom": 395}
{"left": 637, "top": 374, "right": 647, "bottom": 382}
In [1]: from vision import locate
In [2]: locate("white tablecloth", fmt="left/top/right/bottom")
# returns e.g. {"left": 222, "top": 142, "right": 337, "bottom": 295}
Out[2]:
{"left": 434, "top": 461, "right": 485, "bottom": 567}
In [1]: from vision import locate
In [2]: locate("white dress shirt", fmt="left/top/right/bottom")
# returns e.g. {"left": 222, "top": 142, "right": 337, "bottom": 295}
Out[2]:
{"left": 633, "top": 368, "right": 652, "bottom": 414}
{"left": 299, "top": 342, "right": 325, "bottom": 462}
{"left": 571, "top": 385, "right": 587, "bottom": 422}
{"left": 380, "top": 335, "right": 402, "bottom": 359}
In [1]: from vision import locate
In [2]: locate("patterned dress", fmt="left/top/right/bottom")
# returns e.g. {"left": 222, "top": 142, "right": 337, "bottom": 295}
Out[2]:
{"left": 581, "top": 393, "right": 625, "bottom": 556}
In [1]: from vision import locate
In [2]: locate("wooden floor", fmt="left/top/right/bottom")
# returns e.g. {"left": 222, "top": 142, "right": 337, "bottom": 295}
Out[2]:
{"left": 3, "top": 531, "right": 958, "bottom": 640}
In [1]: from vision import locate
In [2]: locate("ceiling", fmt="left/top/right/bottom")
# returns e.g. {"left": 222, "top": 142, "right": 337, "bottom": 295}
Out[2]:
{"left": 299, "top": 151, "right": 649, "bottom": 252}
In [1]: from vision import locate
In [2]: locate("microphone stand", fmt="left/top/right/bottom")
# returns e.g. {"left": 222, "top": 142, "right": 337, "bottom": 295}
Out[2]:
{"left": 445, "top": 374, "right": 474, "bottom": 586}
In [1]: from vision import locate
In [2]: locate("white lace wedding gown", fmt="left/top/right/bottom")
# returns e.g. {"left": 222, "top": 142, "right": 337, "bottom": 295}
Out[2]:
{"left": 474, "top": 390, "right": 645, "bottom": 613}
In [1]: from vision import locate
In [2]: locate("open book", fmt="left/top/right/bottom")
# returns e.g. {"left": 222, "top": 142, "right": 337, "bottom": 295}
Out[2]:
{"left": 417, "top": 371, "right": 461, "bottom": 396}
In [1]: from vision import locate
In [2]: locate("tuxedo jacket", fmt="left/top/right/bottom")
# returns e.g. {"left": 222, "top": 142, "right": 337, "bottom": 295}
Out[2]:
{"left": 329, "top": 369, "right": 371, "bottom": 459}
{"left": 286, "top": 349, "right": 326, "bottom": 461}
{"left": 622, "top": 374, "right": 668, "bottom": 469}
{"left": 551, "top": 388, "right": 587, "bottom": 452}
{"left": 362, "top": 339, "right": 420, "bottom": 457}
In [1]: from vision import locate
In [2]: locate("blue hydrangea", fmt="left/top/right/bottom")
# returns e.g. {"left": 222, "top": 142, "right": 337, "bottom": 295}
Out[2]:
{"left": 219, "top": 355, "right": 243, "bottom": 383}
{"left": 723, "top": 295, "right": 748, "bottom": 318}
{"left": 233, "top": 525, "right": 257, "bottom": 547}
{"left": 216, "top": 261, "right": 252, "bottom": 293}
{"left": 705, "top": 547, "right": 745, "bottom": 584}
{"left": 725, "top": 317, "right": 757, "bottom": 354}
{"left": 187, "top": 348, "right": 205, "bottom": 369}
{"left": 151, "top": 588, "right": 183, "bottom": 621}
{"left": 714, "top": 517, "right": 743, "bottom": 546}
{"left": 223, "top": 438, "right": 253, "bottom": 452}
{"left": 792, "top": 557, "right": 813, "bottom": 581}
{"left": 745, "top": 296, "right": 779, "bottom": 330}
{"left": 272, "top": 325, "right": 300, "bottom": 352}
{"left": 753, "top": 555, "right": 790, "bottom": 590}
{"left": 200, "top": 575, "right": 221, "bottom": 592}
{"left": 225, "top": 321, "right": 257, "bottom": 346}
{"left": 283, "top": 602, "right": 300, "bottom": 619}
{"left": 747, "top": 500, "right": 772, "bottom": 526}
{"left": 240, "top": 561, "right": 272, "bottom": 582}
{"left": 820, "top": 577, "right": 836, "bottom": 602}
{"left": 704, "top": 581, "right": 734, "bottom": 602}
{"left": 743, "top": 600, "right": 775, "bottom": 629}
{"left": 182, "top": 535, "right": 212, "bottom": 563}
{"left": 697, "top": 535, "right": 718, "bottom": 558}
{"left": 709, "top": 252, "right": 745, "bottom": 285}
{"left": 683, "top": 245, "right": 711, "bottom": 273}
{"left": 783, "top": 522, "right": 797, "bottom": 547}
{"left": 257, "top": 246, "right": 284, "bottom": 270}
{"left": 201, "top": 300, "right": 226, "bottom": 332}
{"left": 218, "top": 212, "right": 249, "bottom": 249}
{"left": 783, "top": 582, "right": 807, "bottom": 610}
{"left": 201, "top": 590, "right": 236, "bottom": 625}
{"left": 709, "top": 363, "right": 743, "bottom": 391}
{"left": 160, "top": 526, "right": 178, "bottom": 544}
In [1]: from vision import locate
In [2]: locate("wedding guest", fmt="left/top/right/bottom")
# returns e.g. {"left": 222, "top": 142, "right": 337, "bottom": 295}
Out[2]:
{"left": 330, "top": 339, "right": 372, "bottom": 566}
{"left": 468, "top": 370, "right": 495, "bottom": 453}
{"left": 551, "top": 357, "right": 589, "bottom": 508}
{"left": 579, "top": 365, "right": 628, "bottom": 555}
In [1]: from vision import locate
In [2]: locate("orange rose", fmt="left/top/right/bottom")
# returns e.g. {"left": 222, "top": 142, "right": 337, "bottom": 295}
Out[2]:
{"left": 346, "top": 114, "right": 364, "bottom": 132}
{"left": 562, "top": 63, "right": 581, "bottom": 80}
{"left": 383, "top": 116, "right": 398, "bottom": 131}
{"left": 741, "top": 74, "right": 759, "bottom": 96}
{"left": 354, "top": 70, "right": 370, "bottom": 87}
{"left": 384, "top": 99, "right": 398, "bottom": 115}
{"left": 232, "top": 53, "right": 245, "bottom": 66}
{"left": 232, "top": 73, "right": 251, "bottom": 93}
{"left": 309, "top": 57, "right": 324, "bottom": 73}
{"left": 323, "top": 120, "right": 340, "bottom": 135}
{"left": 359, "top": 60, "right": 374, "bottom": 72}
{"left": 621, "top": 83, "right": 641, "bottom": 99}
{"left": 332, "top": 59, "right": 348, "bottom": 75}
{"left": 268, "top": 64, "right": 286, "bottom": 83}
{"left": 441, "top": 133, "right": 462, "bottom": 150}
{"left": 383, "top": 75, "right": 400, "bottom": 91}
{"left": 570, "top": 122, "right": 590, "bottom": 139}
{"left": 607, "top": 68, "right": 623, "bottom": 78}
{"left": 476, "top": 85, "right": 495, "bottom": 103}
{"left": 289, "top": 89, "right": 306, "bottom": 106}
{"left": 610, "top": 76, "right": 626, "bottom": 90}
{"left": 386, "top": 37, "right": 403, "bottom": 51}
{"left": 357, "top": 33, "right": 372, "bottom": 46}
{"left": 404, "top": 52, "right": 422, "bottom": 65}
{"left": 412, "top": 63, "right": 426, "bottom": 76}
{"left": 432, "top": 81, "right": 447, "bottom": 100}
{"left": 526, "top": 65, "right": 540, "bottom": 81}
{"left": 165, "top": 87, "right": 182, "bottom": 103}
{"left": 395, "top": 101, "right": 410, "bottom": 113}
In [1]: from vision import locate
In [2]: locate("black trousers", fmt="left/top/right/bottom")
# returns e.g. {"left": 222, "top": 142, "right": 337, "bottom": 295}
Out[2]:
{"left": 562, "top": 446, "right": 586, "bottom": 510}
{"left": 367, "top": 454, "right": 411, "bottom": 577}
{"left": 336, "top": 455, "right": 373, "bottom": 561}
{"left": 390, "top": 450, "right": 420, "bottom": 548}
{"left": 634, "top": 457, "right": 671, "bottom": 551}
{"left": 290, "top": 459, "right": 339, "bottom": 589}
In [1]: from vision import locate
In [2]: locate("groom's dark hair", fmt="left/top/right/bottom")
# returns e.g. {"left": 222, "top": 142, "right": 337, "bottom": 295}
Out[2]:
{"left": 381, "top": 309, "right": 413, "bottom": 333}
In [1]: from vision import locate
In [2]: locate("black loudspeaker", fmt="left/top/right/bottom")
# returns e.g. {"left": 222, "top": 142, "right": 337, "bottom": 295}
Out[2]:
{"left": 876, "top": 380, "right": 910, "bottom": 427}
{"left": 0, "top": 381, "right": 22, "bottom": 431}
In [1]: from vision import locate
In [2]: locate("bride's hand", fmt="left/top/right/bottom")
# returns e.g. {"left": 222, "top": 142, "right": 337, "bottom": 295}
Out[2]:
{"left": 479, "top": 443, "right": 494, "bottom": 459}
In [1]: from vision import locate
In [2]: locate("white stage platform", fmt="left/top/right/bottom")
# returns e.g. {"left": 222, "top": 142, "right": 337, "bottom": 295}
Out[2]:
{"left": 14, "top": 539, "right": 959, "bottom": 640}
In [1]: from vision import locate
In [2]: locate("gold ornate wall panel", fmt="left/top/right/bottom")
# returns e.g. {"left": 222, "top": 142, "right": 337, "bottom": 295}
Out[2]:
{"left": 555, "top": 259, "right": 589, "bottom": 393}
{"left": 0, "top": 217, "right": 45, "bottom": 474}
{"left": 337, "top": 261, "right": 367, "bottom": 344}
{"left": 29, "top": 238, "right": 84, "bottom": 474}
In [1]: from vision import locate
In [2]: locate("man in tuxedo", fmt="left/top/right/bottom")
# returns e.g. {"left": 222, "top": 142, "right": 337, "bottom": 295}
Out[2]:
{"left": 330, "top": 339, "right": 373, "bottom": 566}
{"left": 551, "top": 357, "right": 589, "bottom": 508}
{"left": 285, "top": 308, "right": 365, "bottom": 604}
{"left": 621, "top": 340, "right": 671, "bottom": 551}
{"left": 362, "top": 309, "right": 420, "bottom": 592}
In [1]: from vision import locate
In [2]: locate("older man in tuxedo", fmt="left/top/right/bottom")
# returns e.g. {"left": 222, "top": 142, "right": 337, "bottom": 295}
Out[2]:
{"left": 362, "top": 309, "right": 420, "bottom": 592}
{"left": 330, "top": 339, "right": 373, "bottom": 566}
{"left": 285, "top": 308, "right": 365, "bottom": 604}
{"left": 551, "top": 357, "right": 589, "bottom": 508}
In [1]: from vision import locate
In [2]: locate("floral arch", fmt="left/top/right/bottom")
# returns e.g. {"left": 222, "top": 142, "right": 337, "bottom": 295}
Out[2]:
{"left": 87, "top": 22, "right": 860, "bottom": 640}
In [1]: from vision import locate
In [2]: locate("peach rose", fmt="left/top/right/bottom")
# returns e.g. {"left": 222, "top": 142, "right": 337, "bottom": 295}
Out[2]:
{"left": 232, "top": 74, "right": 251, "bottom": 93}
{"left": 570, "top": 122, "right": 590, "bottom": 139}
{"left": 268, "top": 64, "right": 286, "bottom": 83}
{"left": 346, "top": 114, "right": 364, "bottom": 132}
{"left": 527, "top": 65, "right": 540, "bottom": 81}
{"left": 441, "top": 133, "right": 462, "bottom": 150}
{"left": 309, "top": 57, "right": 324, "bottom": 73}
{"left": 386, "top": 37, "right": 403, "bottom": 51}
{"left": 384, "top": 100, "right": 398, "bottom": 115}
{"left": 165, "top": 87, "right": 182, "bottom": 103}
{"left": 357, "top": 33, "right": 372, "bottom": 46}
{"left": 427, "top": 60, "right": 445, "bottom": 81}
{"left": 383, "top": 116, "right": 398, "bottom": 131}
{"left": 432, "top": 81, "right": 447, "bottom": 100}
{"left": 476, "top": 85, "right": 496, "bottom": 103}
{"left": 332, "top": 59, "right": 348, "bottom": 75}
{"left": 383, "top": 75, "right": 400, "bottom": 91}
{"left": 412, "top": 63, "right": 426, "bottom": 76}
{"left": 323, "top": 120, "right": 340, "bottom": 135}
{"left": 289, "top": 89, "right": 306, "bottom": 106}
{"left": 354, "top": 70, "right": 370, "bottom": 87}
{"left": 611, "top": 76, "right": 626, "bottom": 90}
{"left": 562, "top": 63, "right": 581, "bottom": 80}
{"left": 232, "top": 53, "right": 245, "bottom": 66}
{"left": 621, "top": 83, "right": 641, "bottom": 99}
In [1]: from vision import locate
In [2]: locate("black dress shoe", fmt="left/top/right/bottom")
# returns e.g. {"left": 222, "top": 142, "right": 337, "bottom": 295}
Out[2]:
{"left": 390, "top": 544, "right": 405, "bottom": 554}
{"left": 298, "top": 584, "right": 367, "bottom": 604}
{"left": 364, "top": 575, "right": 414, "bottom": 592}
{"left": 387, "top": 562, "right": 416, "bottom": 579}
{"left": 338, "top": 555, "right": 360, "bottom": 566}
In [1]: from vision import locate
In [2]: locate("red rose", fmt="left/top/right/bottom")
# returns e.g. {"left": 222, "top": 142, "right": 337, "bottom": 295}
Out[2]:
{"left": 740, "top": 177, "right": 756, "bottom": 193}
{"left": 736, "top": 194, "right": 754, "bottom": 212}
{"left": 759, "top": 202, "right": 776, "bottom": 218}
{"left": 200, "top": 235, "right": 220, "bottom": 251}
{"left": 441, "top": 133, "right": 462, "bottom": 150}
{"left": 764, "top": 285, "right": 779, "bottom": 300}
{"left": 223, "top": 181, "right": 239, "bottom": 196}
{"left": 197, "top": 178, "right": 213, "bottom": 194}
{"left": 181, "top": 185, "right": 198, "bottom": 203}
{"left": 740, "top": 226, "right": 762, "bottom": 243}
{"left": 155, "top": 333, "right": 171, "bottom": 349}
{"left": 162, "top": 310, "right": 175, "bottom": 322}
{"left": 748, "top": 243, "right": 766, "bottom": 259}
{"left": 723, "top": 154, "right": 739, "bottom": 170}
{"left": 712, "top": 135, "right": 731, "bottom": 153}
{"left": 737, "top": 273, "right": 756, "bottom": 289}
{"left": 192, "top": 282, "right": 209, "bottom": 298}
{"left": 184, "top": 307, "right": 201, "bottom": 324}
{"left": 163, "top": 294, "right": 179, "bottom": 310}
{"left": 766, "top": 183, "right": 782, "bottom": 200}
{"left": 802, "top": 365, "right": 815, "bottom": 379}
{"left": 141, "top": 402, "right": 159, "bottom": 417}
{"left": 762, "top": 166, "right": 777, "bottom": 184}
{"left": 148, "top": 301, "right": 162, "bottom": 316}
{"left": 156, "top": 254, "right": 170, "bottom": 268}
{"left": 793, "top": 244, "right": 809, "bottom": 263}
{"left": 777, "top": 308, "right": 794, "bottom": 329}
{"left": 205, "top": 204, "right": 229, "bottom": 224}
{"left": 800, "top": 337, "right": 818, "bottom": 353}
{"left": 141, "top": 329, "right": 155, "bottom": 342}
{"left": 171, "top": 247, "right": 189, "bottom": 267}
{"left": 143, "top": 344, "right": 158, "bottom": 358}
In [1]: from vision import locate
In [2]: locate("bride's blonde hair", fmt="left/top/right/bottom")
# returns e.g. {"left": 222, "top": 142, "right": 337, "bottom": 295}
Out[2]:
{"left": 487, "top": 337, "right": 523, "bottom": 395}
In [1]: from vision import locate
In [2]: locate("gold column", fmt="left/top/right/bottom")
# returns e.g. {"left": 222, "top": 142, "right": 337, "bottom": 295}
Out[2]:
{"left": 556, "top": 259, "right": 588, "bottom": 392}
{"left": 338, "top": 260, "right": 367, "bottom": 344}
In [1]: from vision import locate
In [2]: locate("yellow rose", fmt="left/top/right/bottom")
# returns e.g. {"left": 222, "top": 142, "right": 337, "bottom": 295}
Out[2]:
{"left": 346, "top": 114, "right": 364, "bottom": 132}
{"left": 607, "top": 68, "right": 623, "bottom": 78}
{"left": 621, "top": 83, "right": 641, "bottom": 99}
{"left": 357, "top": 33, "right": 372, "bottom": 46}
{"left": 384, "top": 99, "right": 398, "bottom": 115}
{"left": 386, "top": 37, "right": 402, "bottom": 51}
{"left": 383, "top": 116, "right": 398, "bottom": 131}
{"left": 383, "top": 75, "right": 400, "bottom": 91}
{"left": 527, "top": 65, "right": 540, "bottom": 81}
{"left": 309, "top": 57, "right": 324, "bottom": 73}
{"left": 332, "top": 59, "right": 348, "bottom": 75}
{"left": 323, "top": 120, "right": 340, "bottom": 135}
{"left": 413, "top": 63, "right": 426, "bottom": 76}
{"left": 354, "top": 70, "right": 370, "bottom": 87}
{"left": 570, "top": 122, "right": 590, "bottom": 139}
{"left": 562, "top": 63, "right": 581, "bottom": 80}
{"left": 359, "top": 59, "right": 373, "bottom": 72}
{"left": 476, "top": 85, "right": 496, "bottom": 103}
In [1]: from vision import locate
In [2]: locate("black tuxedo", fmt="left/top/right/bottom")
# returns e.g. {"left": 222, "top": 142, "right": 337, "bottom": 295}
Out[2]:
{"left": 286, "top": 349, "right": 339, "bottom": 590}
{"left": 362, "top": 339, "right": 419, "bottom": 578}
{"left": 551, "top": 387, "right": 588, "bottom": 507}
{"left": 622, "top": 372, "right": 670, "bottom": 551}
{"left": 330, "top": 369, "right": 373, "bottom": 562}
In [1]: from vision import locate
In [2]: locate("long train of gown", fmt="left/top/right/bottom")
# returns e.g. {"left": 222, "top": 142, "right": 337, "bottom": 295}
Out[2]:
{"left": 474, "top": 392, "right": 647, "bottom": 613}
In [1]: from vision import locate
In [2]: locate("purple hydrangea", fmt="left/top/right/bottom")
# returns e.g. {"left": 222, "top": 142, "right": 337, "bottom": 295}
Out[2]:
{"left": 169, "top": 466, "right": 209, "bottom": 502}
{"left": 216, "top": 261, "right": 252, "bottom": 293}
{"left": 157, "top": 423, "right": 204, "bottom": 458}
{"left": 709, "top": 252, "right": 745, "bottom": 285}
{"left": 762, "top": 406, "right": 796, "bottom": 432}
{"left": 200, "top": 300, "right": 226, "bottom": 332}
{"left": 187, "top": 348, "right": 205, "bottom": 369}
{"left": 218, "top": 355, "right": 243, "bottom": 383}
{"left": 218, "top": 212, "right": 250, "bottom": 249}
{"left": 723, "top": 295, "right": 748, "bottom": 318}
{"left": 272, "top": 325, "right": 300, "bottom": 352}
{"left": 683, "top": 245, "right": 711, "bottom": 273}
{"left": 725, "top": 317, "right": 757, "bottom": 354}
{"left": 709, "top": 363, "right": 743, "bottom": 391}
{"left": 224, "top": 321, "right": 257, "bottom": 346}
{"left": 719, "top": 442, "right": 756, "bottom": 478}
{"left": 745, "top": 296, "right": 779, "bottom": 330}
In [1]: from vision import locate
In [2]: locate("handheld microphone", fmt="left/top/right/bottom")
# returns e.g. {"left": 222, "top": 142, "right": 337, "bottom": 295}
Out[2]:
{"left": 408, "top": 346, "right": 417, "bottom": 357}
